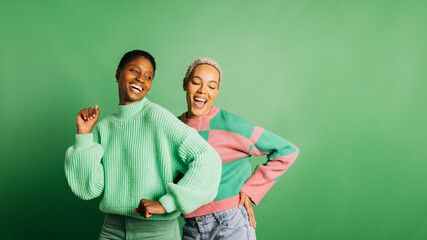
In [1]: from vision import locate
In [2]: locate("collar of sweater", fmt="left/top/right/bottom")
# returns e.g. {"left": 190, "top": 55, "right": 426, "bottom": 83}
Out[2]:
{"left": 113, "top": 97, "right": 150, "bottom": 120}
{"left": 180, "top": 106, "right": 220, "bottom": 131}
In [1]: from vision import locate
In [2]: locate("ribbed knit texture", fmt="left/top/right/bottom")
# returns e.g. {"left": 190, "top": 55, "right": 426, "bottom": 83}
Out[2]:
{"left": 64, "top": 98, "right": 222, "bottom": 220}
{"left": 180, "top": 106, "right": 299, "bottom": 218}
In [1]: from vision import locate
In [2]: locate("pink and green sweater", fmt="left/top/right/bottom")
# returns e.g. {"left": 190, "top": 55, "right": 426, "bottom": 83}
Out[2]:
{"left": 180, "top": 106, "right": 299, "bottom": 218}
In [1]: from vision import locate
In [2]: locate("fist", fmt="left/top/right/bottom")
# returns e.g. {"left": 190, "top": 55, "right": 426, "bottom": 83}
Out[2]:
{"left": 133, "top": 199, "right": 166, "bottom": 218}
{"left": 76, "top": 105, "right": 100, "bottom": 134}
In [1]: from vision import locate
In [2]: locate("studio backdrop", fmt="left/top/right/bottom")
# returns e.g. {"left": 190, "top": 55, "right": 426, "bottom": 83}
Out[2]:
{"left": 0, "top": 0, "right": 426, "bottom": 239}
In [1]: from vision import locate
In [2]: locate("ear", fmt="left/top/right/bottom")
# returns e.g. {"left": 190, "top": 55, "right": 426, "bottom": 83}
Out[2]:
{"left": 115, "top": 69, "right": 120, "bottom": 82}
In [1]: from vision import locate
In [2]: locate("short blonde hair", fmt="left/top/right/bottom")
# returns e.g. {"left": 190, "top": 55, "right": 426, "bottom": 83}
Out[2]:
{"left": 183, "top": 57, "right": 222, "bottom": 87}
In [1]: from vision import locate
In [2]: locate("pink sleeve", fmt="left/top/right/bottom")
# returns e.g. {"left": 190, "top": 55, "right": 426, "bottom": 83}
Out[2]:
{"left": 240, "top": 127, "right": 299, "bottom": 205}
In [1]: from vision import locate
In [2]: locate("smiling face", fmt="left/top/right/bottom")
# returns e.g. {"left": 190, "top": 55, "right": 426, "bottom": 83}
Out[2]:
{"left": 184, "top": 64, "right": 220, "bottom": 118}
{"left": 116, "top": 57, "right": 154, "bottom": 105}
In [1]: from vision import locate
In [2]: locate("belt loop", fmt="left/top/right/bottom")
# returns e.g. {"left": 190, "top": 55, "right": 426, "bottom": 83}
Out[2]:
{"left": 213, "top": 212, "right": 222, "bottom": 224}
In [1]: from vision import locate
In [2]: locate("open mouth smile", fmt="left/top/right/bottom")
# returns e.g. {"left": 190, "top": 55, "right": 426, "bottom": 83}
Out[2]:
{"left": 193, "top": 97, "right": 207, "bottom": 108}
{"left": 130, "top": 84, "right": 143, "bottom": 93}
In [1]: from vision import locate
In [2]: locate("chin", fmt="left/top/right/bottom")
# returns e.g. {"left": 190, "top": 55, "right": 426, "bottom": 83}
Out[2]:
{"left": 126, "top": 96, "right": 145, "bottom": 103}
{"left": 193, "top": 107, "right": 209, "bottom": 117}
{"left": 130, "top": 92, "right": 147, "bottom": 100}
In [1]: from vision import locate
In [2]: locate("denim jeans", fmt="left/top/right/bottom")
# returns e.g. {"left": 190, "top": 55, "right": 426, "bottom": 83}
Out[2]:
{"left": 182, "top": 207, "right": 256, "bottom": 240}
{"left": 99, "top": 214, "right": 181, "bottom": 240}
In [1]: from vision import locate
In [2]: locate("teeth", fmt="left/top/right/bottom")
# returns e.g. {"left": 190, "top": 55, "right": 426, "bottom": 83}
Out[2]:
{"left": 194, "top": 97, "right": 207, "bottom": 102}
{"left": 130, "top": 84, "right": 142, "bottom": 92}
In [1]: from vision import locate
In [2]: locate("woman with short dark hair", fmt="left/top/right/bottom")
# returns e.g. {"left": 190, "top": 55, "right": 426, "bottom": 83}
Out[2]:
{"left": 64, "top": 50, "right": 222, "bottom": 239}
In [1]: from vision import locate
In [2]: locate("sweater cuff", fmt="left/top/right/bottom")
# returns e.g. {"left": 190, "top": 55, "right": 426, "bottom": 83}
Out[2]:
{"left": 240, "top": 185, "right": 264, "bottom": 206}
{"left": 159, "top": 194, "right": 178, "bottom": 213}
{"left": 75, "top": 133, "right": 94, "bottom": 148}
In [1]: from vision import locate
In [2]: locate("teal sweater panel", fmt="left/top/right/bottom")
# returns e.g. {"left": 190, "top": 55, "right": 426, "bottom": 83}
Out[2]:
{"left": 64, "top": 98, "right": 222, "bottom": 220}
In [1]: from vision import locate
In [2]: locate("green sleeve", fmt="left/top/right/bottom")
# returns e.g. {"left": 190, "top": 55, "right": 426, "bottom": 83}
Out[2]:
{"left": 159, "top": 128, "right": 222, "bottom": 214}
{"left": 64, "top": 126, "right": 104, "bottom": 200}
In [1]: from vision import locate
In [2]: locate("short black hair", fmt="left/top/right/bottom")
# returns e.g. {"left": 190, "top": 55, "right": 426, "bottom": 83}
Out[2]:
{"left": 117, "top": 50, "right": 156, "bottom": 75}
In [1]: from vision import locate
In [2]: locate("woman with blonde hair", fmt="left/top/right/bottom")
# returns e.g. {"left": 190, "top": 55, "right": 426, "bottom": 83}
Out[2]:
{"left": 179, "top": 57, "right": 299, "bottom": 239}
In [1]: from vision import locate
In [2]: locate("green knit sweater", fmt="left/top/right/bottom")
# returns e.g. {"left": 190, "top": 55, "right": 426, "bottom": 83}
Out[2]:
{"left": 64, "top": 98, "right": 222, "bottom": 220}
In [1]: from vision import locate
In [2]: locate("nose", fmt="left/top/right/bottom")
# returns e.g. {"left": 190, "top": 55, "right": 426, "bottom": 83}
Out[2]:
{"left": 135, "top": 74, "right": 144, "bottom": 83}
{"left": 197, "top": 85, "right": 207, "bottom": 94}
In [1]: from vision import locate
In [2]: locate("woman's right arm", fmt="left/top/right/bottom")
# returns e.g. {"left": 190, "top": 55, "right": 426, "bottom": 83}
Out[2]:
{"left": 64, "top": 106, "right": 105, "bottom": 200}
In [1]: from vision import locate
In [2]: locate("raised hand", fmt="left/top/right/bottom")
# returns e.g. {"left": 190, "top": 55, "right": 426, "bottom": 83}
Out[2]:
{"left": 133, "top": 199, "right": 166, "bottom": 218}
{"left": 76, "top": 105, "right": 100, "bottom": 134}
{"left": 239, "top": 192, "right": 256, "bottom": 228}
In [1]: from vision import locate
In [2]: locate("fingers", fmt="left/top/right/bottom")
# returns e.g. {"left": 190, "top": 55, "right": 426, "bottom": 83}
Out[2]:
{"left": 143, "top": 200, "right": 155, "bottom": 218}
{"left": 80, "top": 108, "right": 90, "bottom": 121}
{"left": 77, "top": 110, "right": 83, "bottom": 121}
{"left": 134, "top": 199, "right": 153, "bottom": 218}
{"left": 133, "top": 199, "right": 166, "bottom": 218}
{"left": 77, "top": 106, "right": 99, "bottom": 121}
{"left": 94, "top": 105, "right": 100, "bottom": 120}
{"left": 78, "top": 109, "right": 87, "bottom": 121}
{"left": 244, "top": 201, "right": 257, "bottom": 228}
{"left": 134, "top": 209, "right": 151, "bottom": 218}
{"left": 76, "top": 105, "right": 100, "bottom": 134}
{"left": 88, "top": 108, "right": 95, "bottom": 120}
{"left": 142, "top": 200, "right": 151, "bottom": 218}
{"left": 238, "top": 194, "right": 245, "bottom": 209}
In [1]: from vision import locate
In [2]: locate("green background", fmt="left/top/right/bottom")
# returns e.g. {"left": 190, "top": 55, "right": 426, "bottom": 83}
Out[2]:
{"left": 1, "top": 0, "right": 426, "bottom": 239}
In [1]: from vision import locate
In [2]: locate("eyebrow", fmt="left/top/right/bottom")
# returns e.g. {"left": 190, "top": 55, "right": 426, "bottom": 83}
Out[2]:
{"left": 129, "top": 64, "right": 153, "bottom": 75}
{"left": 192, "top": 76, "right": 218, "bottom": 84}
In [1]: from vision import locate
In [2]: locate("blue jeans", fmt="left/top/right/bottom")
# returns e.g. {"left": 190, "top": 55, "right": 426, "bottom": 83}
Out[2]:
{"left": 182, "top": 207, "right": 256, "bottom": 240}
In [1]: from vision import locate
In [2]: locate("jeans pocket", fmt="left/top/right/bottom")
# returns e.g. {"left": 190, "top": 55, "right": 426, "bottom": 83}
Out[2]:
{"left": 239, "top": 206, "right": 257, "bottom": 239}
{"left": 217, "top": 208, "right": 245, "bottom": 229}
{"left": 182, "top": 221, "right": 199, "bottom": 240}
{"left": 99, "top": 214, "right": 126, "bottom": 240}
{"left": 215, "top": 208, "right": 251, "bottom": 240}
{"left": 240, "top": 206, "right": 249, "bottom": 219}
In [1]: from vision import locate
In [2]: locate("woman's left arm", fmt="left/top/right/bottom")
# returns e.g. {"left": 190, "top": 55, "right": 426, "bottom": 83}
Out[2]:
{"left": 240, "top": 127, "right": 299, "bottom": 205}
{"left": 133, "top": 106, "right": 222, "bottom": 218}
{"left": 159, "top": 128, "right": 222, "bottom": 214}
